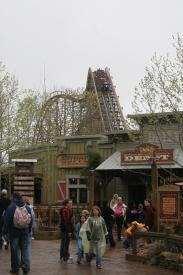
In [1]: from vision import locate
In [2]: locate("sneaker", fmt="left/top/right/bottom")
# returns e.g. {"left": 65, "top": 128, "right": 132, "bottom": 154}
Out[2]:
{"left": 9, "top": 270, "right": 19, "bottom": 274}
{"left": 22, "top": 267, "right": 30, "bottom": 274}
{"left": 96, "top": 265, "right": 102, "bottom": 269}
{"left": 60, "top": 257, "right": 67, "bottom": 263}
{"left": 23, "top": 271, "right": 29, "bottom": 274}
{"left": 67, "top": 257, "right": 73, "bottom": 264}
{"left": 77, "top": 257, "right": 81, "bottom": 264}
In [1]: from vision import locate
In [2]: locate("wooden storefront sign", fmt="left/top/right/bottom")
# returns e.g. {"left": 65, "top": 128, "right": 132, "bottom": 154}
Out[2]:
{"left": 56, "top": 154, "right": 88, "bottom": 168}
{"left": 12, "top": 159, "right": 37, "bottom": 198}
{"left": 15, "top": 163, "right": 33, "bottom": 174}
{"left": 158, "top": 184, "right": 180, "bottom": 230}
{"left": 160, "top": 192, "right": 179, "bottom": 219}
{"left": 121, "top": 143, "right": 174, "bottom": 165}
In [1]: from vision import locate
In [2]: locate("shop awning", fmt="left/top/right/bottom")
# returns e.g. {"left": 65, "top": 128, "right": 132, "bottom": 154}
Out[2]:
{"left": 96, "top": 148, "right": 183, "bottom": 171}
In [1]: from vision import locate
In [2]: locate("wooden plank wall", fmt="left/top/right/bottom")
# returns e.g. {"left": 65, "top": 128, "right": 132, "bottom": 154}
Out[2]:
{"left": 10, "top": 136, "right": 115, "bottom": 205}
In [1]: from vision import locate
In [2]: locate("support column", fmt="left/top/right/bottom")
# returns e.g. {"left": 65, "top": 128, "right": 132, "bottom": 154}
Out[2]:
{"left": 88, "top": 170, "right": 95, "bottom": 210}
{"left": 151, "top": 156, "right": 158, "bottom": 231}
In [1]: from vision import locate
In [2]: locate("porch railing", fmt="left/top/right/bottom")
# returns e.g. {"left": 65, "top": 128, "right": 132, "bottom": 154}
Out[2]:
{"left": 33, "top": 205, "right": 87, "bottom": 230}
{"left": 132, "top": 231, "right": 183, "bottom": 255}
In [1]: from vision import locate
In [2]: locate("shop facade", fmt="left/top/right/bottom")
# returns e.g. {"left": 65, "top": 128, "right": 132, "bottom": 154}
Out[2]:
{"left": 7, "top": 113, "right": 183, "bottom": 208}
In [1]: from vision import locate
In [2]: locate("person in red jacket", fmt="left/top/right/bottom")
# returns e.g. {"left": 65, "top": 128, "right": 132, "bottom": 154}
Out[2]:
{"left": 59, "top": 199, "right": 74, "bottom": 263}
{"left": 144, "top": 199, "right": 155, "bottom": 230}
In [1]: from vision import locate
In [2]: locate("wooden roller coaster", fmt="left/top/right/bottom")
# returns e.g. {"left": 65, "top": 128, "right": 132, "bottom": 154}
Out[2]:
{"left": 33, "top": 68, "right": 126, "bottom": 142}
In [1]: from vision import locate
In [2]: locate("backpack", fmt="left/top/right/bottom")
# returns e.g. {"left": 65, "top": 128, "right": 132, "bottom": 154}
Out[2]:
{"left": 13, "top": 205, "right": 31, "bottom": 229}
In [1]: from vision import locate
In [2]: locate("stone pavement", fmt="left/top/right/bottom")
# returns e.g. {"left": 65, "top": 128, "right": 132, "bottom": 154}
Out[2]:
{"left": 0, "top": 240, "right": 179, "bottom": 275}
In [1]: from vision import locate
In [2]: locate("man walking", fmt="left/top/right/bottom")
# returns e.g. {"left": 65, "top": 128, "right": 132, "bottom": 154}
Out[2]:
{"left": 0, "top": 189, "right": 11, "bottom": 249}
{"left": 60, "top": 199, "right": 74, "bottom": 263}
{"left": 3, "top": 192, "right": 33, "bottom": 274}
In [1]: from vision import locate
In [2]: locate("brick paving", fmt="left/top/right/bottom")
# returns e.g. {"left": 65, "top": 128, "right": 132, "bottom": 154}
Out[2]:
{"left": 0, "top": 240, "right": 179, "bottom": 275}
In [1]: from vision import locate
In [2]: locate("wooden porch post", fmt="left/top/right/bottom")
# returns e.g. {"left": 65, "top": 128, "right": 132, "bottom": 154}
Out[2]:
{"left": 151, "top": 155, "right": 158, "bottom": 231}
{"left": 88, "top": 170, "right": 95, "bottom": 210}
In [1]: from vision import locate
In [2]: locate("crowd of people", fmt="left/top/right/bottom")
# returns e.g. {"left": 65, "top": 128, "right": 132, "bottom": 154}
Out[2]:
{"left": 0, "top": 190, "right": 155, "bottom": 273}
{"left": 59, "top": 194, "right": 155, "bottom": 269}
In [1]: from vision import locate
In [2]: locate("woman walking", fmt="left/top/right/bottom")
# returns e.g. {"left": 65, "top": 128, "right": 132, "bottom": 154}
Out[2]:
{"left": 114, "top": 197, "right": 127, "bottom": 241}
{"left": 85, "top": 206, "right": 108, "bottom": 269}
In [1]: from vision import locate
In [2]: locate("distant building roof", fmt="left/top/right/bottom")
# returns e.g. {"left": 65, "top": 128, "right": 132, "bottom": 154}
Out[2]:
{"left": 96, "top": 148, "right": 183, "bottom": 171}
{"left": 128, "top": 111, "right": 183, "bottom": 119}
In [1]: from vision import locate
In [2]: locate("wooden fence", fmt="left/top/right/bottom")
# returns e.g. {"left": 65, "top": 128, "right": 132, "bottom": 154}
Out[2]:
{"left": 132, "top": 231, "right": 183, "bottom": 255}
{"left": 33, "top": 205, "right": 86, "bottom": 230}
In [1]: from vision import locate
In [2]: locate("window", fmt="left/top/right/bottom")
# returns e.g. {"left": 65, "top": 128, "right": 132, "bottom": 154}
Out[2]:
{"left": 69, "top": 188, "right": 77, "bottom": 203}
{"left": 79, "top": 188, "right": 87, "bottom": 203}
{"left": 80, "top": 178, "right": 87, "bottom": 185}
{"left": 69, "top": 178, "right": 77, "bottom": 185}
{"left": 68, "top": 177, "right": 88, "bottom": 204}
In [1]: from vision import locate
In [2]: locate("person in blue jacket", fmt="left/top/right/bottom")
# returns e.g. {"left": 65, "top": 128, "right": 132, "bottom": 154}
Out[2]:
{"left": 3, "top": 192, "right": 33, "bottom": 275}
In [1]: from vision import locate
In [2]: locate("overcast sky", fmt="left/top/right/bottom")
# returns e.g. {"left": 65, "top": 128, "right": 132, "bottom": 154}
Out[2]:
{"left": 0, "top": 0, "right": 183, "bottom": 115}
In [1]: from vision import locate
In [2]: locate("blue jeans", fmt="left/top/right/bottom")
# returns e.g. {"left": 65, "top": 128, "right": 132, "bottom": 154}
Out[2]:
{"left": 77, "top": 238, "right": 83, "bottom": 257}
{"left": 87, "top": 241, "right": 101, "bottom": 266}
{"left": 10, "top": 233, "right": 31, "bottom": 272}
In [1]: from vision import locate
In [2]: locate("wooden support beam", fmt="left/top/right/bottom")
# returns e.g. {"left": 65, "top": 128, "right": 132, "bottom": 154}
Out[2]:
{"left": 151, "top": 156, "right": 158, "bottom": 231}
{"left": 88, "top": 170, "right": 95, "bottom": 210}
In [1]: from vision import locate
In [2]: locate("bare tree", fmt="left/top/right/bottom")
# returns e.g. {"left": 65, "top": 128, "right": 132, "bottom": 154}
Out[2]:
{"left": 130, "top": 34, "right": 183, "bottom": 150}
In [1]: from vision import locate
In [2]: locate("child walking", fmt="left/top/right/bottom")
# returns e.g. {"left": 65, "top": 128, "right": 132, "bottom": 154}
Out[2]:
{"left": 75, "top": 214, "right": 86, "bottom": 264}
{"left": 85, "top": 206, "right": 108, "bottom": 269}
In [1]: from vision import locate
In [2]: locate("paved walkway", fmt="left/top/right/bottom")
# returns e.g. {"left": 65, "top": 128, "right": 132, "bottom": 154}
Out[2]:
{"left": 0, "top": 240, "right": 179, "bottom": 275}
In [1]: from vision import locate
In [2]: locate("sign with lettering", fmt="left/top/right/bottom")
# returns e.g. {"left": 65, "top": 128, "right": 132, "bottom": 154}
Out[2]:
{"left": 15, "top": 163, "right": 34, "bottom": 175}
{"left": 56, "top": 154, "right": 88, "bottom": 168}
{"left": 121, "top": 143, "right": 174, "bottom": 165}
{"left": 158, "top": 185, "right": 180, "bottom": 222}
{"left": 160, "top": 193, "right": 179, "bottom": 219}
{"left": 12, "top": 159, "right": 37, "bottom": 198}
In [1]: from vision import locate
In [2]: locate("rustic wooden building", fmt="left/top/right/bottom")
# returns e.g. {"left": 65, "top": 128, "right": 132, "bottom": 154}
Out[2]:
{"left": 8, "top": 132, "right": 137, "bottom": 205}
{"left": 7, "top": 112, "right": 183, "bottom": 208}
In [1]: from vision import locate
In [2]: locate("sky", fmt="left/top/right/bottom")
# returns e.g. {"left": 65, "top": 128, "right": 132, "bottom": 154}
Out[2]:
{"left": 0, "top": 0, "right": 183, "bottom": 116}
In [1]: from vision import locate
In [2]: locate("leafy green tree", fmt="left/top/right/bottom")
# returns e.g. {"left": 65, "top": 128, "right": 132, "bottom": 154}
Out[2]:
{"left": 87, "top": 150, "right": 102, "bottom": 170}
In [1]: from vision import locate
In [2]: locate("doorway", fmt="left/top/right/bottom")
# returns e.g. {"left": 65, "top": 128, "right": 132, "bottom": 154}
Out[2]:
{"left": 34, "top": 177, "right": 42, "bottom": 205}
{"left": 128, "top": 185, "right": 146, "bottom": 206}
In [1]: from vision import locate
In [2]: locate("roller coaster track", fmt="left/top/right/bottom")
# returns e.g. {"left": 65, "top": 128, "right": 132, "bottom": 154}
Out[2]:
{"left": 86, "top": 67, "right": 126, "bottom": 132}
{"left": 33, "top": 68, "right": 126, "bottom": 143}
